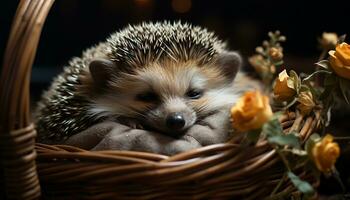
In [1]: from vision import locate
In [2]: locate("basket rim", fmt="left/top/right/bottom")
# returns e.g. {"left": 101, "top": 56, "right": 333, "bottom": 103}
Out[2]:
{"left": 0, "top": 0, "right": 321, "bottom": 198}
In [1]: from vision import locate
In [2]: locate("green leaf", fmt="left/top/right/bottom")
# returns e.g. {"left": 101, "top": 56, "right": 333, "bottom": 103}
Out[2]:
{"left": 319, "top": 87, "right": 333, "bottom": 101}
{"left": 309, "top": 133, "right": 321, "bottom": 141}
{"left": 300, "top": 85, "right": 310, "bottom": 92}
{"left": 289, "top": 130, "right": 300, "bottom": 136}
{"left": 268, "top": 134, "right": 301, "bottom": 149}
{"left": 287, "top": 172, "right": 315, "bottom": 196}
{"left": 272, "top": 111, "right": 284, "bottom": 120}
{"left": 289, "top": 70, "right": 301, "bottom": 93}
{"left": 273, "top": 60, "right": 284, "bottom": 66}
{"left": 284, "top": 97, "right": 298, "bottom": 110}
{"left": 305, "top": 160, "right": 321, "bottom": 181}
{"left": 338, "top": 77, "right": 350, "bottom": 104}
{"left": 337, "top": 34, "right": 347, "bottom": 44}
{"left": 287, "top": 78, "right": 295, "bottom": 89}
{"left": 262, "top": 118, "right": 283, "bottom": 136}
{"left": 247, "top": 129, "right": 261, "bottom": 143}
{"left": 305, "top": 133, "right": 321, "bottom": 158}
{"left": 305, "top": 81, "right": 322, "bottom": 100}
{"left": 325, "top": 107, "right": 332, "bottom": 127}
{"left": 302, "top": 70, "right": 332, "bottom": 83}
{"left": 315, "top": 60, "right": 331, "bottom": 70}
{"left": 288, "top": 148, "right": 307, "bottom": 156}
{"left": 324, "top": 74, "right": 337, "bottom": 86}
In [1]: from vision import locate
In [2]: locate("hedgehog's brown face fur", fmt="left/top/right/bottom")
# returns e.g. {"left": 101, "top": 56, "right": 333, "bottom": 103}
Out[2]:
{"left": 85, "top": 52, "right": 241, "bottom": 137}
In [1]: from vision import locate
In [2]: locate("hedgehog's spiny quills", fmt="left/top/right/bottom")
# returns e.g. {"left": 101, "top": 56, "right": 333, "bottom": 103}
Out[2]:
{"left": 35, "top": 21, "right": 228, "bottom": 143}
{"left": 107, "top": 21, "right": 225, "bottom": 68}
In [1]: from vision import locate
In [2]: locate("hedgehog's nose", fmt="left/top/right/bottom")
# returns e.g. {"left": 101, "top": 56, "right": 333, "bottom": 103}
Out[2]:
{"left": 166, "top": 112, "right": 185, "bottom": 130}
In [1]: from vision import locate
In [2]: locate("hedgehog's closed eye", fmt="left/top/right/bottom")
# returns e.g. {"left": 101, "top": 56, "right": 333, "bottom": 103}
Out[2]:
{"left": 186, "top": 89, "right": 203, "bottom": 99}
{"left": 136, "top": 91, "right": 159, "bottom": 102}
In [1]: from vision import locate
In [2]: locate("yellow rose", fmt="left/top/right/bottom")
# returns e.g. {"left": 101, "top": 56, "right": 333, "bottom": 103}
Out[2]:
{"left": 328, "top": 42, "right": 350, "bottom": 79}
{"left": 312, "top": 134, "right": 340, "bottom": 173}
{"left": 231, "top": 91, "right": 273, "bottom": 132}
{"left": 297, "top": 91, "right": 315, "bottom": 115}
{"left": 320, "top": 32, "right": 338, "bottom": 49}
{"left": 273, "top": 70, "right": 296, "bottom": 102}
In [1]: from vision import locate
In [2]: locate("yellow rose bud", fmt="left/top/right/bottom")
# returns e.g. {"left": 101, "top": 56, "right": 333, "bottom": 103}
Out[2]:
{"left": 312, "top": 134, "right": 340, "bottom": 173}
{"left": 231, "top": 91, "right": 273, "bottom": 132}
{"left": 297, "top": 91, "right": 315, "bottom": 115}
{"left": 248, "top": 55, "right": 269, "bottom": 74}
{"left": 269, "top": 47, "right": 283, "bottom": 61}
{"left": 328, "top": 42, "right": 350, "bottom": 79}
{"left": 273, "top": 70, "right": 297, "bottom": 102}
{"left": 320, "top": 32, "right": 338, "bottom": 49}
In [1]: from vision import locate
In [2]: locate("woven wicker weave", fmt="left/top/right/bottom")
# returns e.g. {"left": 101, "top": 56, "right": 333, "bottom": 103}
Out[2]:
{"left": 0, "top": 0, "right": 320, "bottom": 199}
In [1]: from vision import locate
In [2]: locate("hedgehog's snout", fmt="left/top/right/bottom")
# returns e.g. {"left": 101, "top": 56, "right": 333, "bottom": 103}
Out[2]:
{"left": 159, "top": 99, "right": 197, "bottom": 137}
{"left": 166, "top": 112, "right": 186, "bottom": 131}
{"left": 143, "top": 96, "right": 197, "bottom": 136}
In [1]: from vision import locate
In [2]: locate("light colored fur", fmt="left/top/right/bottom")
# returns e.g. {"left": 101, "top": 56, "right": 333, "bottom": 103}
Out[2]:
{"left": 87, "top": 59, "right": 244, "bottom": 133}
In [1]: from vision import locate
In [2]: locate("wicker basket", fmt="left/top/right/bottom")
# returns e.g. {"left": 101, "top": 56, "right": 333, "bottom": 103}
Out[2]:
{"left": 0, "top": 0, "right": 321, "bottom": 199}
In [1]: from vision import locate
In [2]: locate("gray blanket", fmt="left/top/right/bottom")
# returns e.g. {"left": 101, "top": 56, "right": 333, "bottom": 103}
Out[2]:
{"left": 64, "top": 110, "right": 231, "bottom": 155}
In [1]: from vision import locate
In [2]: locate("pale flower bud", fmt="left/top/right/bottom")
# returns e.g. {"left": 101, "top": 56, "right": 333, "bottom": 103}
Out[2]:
{"left": 320, "top": 32, "right": 338, "bottom": 49}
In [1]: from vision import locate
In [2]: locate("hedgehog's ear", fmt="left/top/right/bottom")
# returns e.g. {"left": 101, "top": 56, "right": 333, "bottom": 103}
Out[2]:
{"left": 89, "top": 58, "right": 117, "bottom": 87}
{"left": 216, "top": 51, "right": 241, "bottom": 81}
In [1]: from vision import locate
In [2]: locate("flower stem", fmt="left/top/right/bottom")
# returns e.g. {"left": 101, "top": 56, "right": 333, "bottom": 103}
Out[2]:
{"left": 332, "top": 168, "right": 346, "bottom": 192}
{"left": 270, "top": 172, "right": 287, "bottom": 196}
{"left": 275, "top": 147, "right": 291, "bottom": 171}
{"left": 318, "top": 49, "right": 328, "bottom": 62}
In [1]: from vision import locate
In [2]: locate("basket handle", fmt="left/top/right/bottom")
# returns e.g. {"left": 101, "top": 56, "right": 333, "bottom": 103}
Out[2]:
{"left": 0, "top": 0, "right": 54, "bottom": 199}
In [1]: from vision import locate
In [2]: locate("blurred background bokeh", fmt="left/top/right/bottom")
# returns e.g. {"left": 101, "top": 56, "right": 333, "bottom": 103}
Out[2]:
{"left": 1, "top": 0, "right": 350, "bottom": 100}
{"left": 1, "top": 0, "right": 350, "bottom": 197}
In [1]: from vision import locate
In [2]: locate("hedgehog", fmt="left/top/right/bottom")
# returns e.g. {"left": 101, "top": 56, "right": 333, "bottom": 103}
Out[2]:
{"left": 35, "top": 21, "right": 258, "bottom": 145}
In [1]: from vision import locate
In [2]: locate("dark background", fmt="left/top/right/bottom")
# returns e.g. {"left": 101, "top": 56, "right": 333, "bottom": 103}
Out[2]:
{"left": 1, "top": 0, "right": 350, "bottom": 99}
{"left": 1, "top": 0, "right": 350, "bottom": 197}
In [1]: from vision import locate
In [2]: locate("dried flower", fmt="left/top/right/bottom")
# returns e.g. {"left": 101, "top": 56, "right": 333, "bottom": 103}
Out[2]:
{"left": 231, "top": 91, "right": 273, "bottom": 132}
{"left": 297, "top": 91, "right": 315, "bottom": 115}
{"left": 273, "top": 70, "right": 296, "bottom": 102}
{"left": 312, "top": 134, "right": 340, "bottom": 173}
{"left": 328, "top": 42, "right": 350, "bottom": 79}
{"left": 269, "top": 47, "right": 283, "bottom": 61}
{"left": 248, "top": 55, "right": 269, "bottom": 74}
